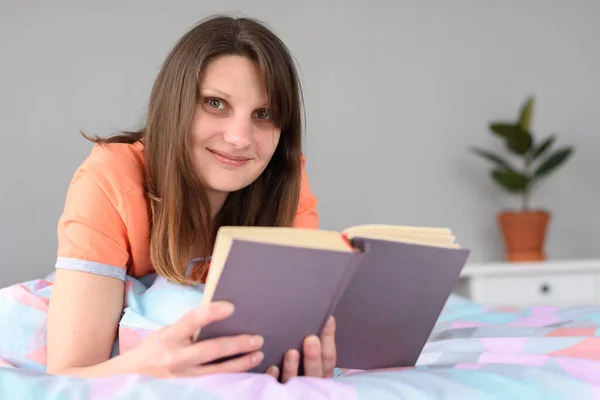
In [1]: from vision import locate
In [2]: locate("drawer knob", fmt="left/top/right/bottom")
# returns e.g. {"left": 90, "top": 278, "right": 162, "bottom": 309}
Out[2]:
{"left": 540, "top": 283, "right": 551, "bottom": 295}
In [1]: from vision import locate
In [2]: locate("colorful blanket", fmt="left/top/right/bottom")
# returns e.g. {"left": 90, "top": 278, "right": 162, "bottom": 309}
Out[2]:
{"left": 1, "top": 272, "right": 600, "bottom": 399}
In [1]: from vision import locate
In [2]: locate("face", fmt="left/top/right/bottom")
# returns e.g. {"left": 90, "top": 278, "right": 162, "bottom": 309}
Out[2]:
{"left": 191, "top": 55, "right": 281, "bottom": 203}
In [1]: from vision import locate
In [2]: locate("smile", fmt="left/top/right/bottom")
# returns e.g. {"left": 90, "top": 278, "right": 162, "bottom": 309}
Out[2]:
{"left": 208, "top": 149, "right": 251, "bottom": 168}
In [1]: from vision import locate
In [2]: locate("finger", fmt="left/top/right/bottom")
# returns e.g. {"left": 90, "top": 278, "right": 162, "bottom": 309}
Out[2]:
{"left": 265, "top": 365, "right": 280, "bottom": 379}
{"left": 281, "top": 349, "right": 299, "bottom": 383}
{"left": 185, "top": 350, "right": 264, "bottom": 376}
{"left": 177, "top": 334, "right": 264, "bottom": 367}
{"left": 169, "top": 301, "right": 235, "bottom": 343}
{"left": 302, "top": 335, "right": 323, "bottom": 377}
{"left": 320, "top": 316, "right": 337, "bottom": 377}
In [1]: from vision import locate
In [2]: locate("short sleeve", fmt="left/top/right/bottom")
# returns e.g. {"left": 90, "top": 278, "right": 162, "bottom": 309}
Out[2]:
{"left": 294, "top": 155, "right": 319, "bottom": 229}
{"left": 55, "top": 169, "right": 131, "bottom": 281}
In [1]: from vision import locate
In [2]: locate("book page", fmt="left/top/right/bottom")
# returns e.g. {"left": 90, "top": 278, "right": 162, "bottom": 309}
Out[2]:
{"left": 214, "top": 226, "right": 354, "bottom": 252}
{"left": 343, "top": 224, "right": 460, "bottom": 248}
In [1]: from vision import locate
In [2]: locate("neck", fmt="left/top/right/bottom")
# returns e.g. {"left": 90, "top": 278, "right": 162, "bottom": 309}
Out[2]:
{"left": 190, "top": 189, "right": 228, "bottom": 261}
{"left": 206, "top": 189, "right": 228, "bottom": 218}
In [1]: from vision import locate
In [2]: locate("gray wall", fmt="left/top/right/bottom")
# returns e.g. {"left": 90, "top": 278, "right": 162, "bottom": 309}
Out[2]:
{"left": 1, "top": 0, "right": 599, "bottom": 286}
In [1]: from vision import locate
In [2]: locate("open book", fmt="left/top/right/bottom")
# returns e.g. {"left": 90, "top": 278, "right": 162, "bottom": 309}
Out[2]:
{"left": 193, "top": 224, "right": 470, "bottom": 374}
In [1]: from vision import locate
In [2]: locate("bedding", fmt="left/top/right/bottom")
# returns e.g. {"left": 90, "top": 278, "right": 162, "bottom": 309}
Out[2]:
{"left": 1, "top": 272, "right": 600, "bottom": 399}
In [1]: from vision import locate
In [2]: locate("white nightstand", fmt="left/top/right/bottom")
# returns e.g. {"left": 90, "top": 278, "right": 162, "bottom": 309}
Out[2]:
{"left": 454, "top": 259, "right": 600, "bottom": 308}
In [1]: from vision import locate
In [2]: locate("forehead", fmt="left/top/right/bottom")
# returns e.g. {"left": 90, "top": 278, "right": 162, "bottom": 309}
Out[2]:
{"left": 200, "top": 55, "right": 268, "bottom": 103}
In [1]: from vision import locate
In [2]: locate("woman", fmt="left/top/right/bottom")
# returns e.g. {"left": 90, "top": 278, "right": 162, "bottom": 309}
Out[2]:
{"left": 46, "top": 15, "right": 336, "bottom": 382}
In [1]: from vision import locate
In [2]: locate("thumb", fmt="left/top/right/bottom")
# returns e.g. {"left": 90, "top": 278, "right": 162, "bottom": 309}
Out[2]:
{"left": 171, "top": 301, "right": 235, "bottom": 343}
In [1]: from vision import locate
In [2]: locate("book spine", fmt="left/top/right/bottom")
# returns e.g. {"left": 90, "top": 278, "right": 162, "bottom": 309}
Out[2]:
{"left": 341, "top": 233, "right": 356, "bottom": 250}
{"left": 321, "top": 251, "right": 364, "bottom": 332}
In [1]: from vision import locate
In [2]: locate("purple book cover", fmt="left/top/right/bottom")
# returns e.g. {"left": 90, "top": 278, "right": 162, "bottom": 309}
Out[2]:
{"left": 195, "top": 239, "right": 363, "bottom": 374}
{"left": 333, "top": 236, "right": 470, "bottom": 370}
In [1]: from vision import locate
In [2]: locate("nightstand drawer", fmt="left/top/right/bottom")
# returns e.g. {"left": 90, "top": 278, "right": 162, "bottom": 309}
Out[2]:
{"left": 471, "top": 273, "right": 597, "bottom": 306}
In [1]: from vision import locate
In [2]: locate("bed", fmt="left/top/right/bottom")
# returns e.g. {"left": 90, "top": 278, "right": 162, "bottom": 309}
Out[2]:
{"left": 1, "top": 272, "right": 600, "bottom": 399}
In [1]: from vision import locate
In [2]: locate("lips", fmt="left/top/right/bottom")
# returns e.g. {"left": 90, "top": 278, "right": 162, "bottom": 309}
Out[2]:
{"left": 208, "top": 149, "right": 251, "bottom": 167}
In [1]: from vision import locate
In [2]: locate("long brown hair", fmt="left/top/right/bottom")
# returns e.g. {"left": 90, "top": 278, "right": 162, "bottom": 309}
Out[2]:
{"left": 85, "top": 15, "right": 304, "bottom": 284}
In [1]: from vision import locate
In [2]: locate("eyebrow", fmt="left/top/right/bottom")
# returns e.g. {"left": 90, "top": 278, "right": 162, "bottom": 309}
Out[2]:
{"left": 200, "top": 87, "right": 231, "bottom": 99}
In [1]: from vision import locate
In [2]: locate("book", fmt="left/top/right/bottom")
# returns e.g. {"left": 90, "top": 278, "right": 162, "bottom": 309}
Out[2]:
{"left": 193, "top": 224, "right": 470, "bottom": 374}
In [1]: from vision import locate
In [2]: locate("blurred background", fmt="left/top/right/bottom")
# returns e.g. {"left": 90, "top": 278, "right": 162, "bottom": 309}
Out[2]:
{"left": 1, "top": 0, "right": 599, "bottom": 286}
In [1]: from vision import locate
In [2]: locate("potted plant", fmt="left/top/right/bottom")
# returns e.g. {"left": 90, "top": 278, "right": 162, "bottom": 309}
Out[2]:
{"left": 470, "top": 96, "right": 574, "bottom": 262}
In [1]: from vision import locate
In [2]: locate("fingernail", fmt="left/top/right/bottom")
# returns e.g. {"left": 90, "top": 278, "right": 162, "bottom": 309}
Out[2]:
{"left": 307, "top": 335, "right": 320, "bottom": 349}
{"left": 252, "top": 352, "right": 264, "bottom": 363}
{"left": 216, "top": 302, "right": 235, "bottom": 314}
{"left": 287, "top": 350, "right": 298, "bottom": 362}
{"left": 250, "top": 335, "right": 264, "bottom": 346}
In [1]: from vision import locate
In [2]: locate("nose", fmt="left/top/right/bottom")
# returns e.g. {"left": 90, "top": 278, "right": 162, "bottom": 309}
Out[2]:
{"left": 223, "top": 116, "right": 252, "bottom": 149}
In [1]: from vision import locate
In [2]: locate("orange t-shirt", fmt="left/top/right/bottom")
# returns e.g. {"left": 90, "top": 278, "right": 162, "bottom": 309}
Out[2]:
{"left": 55, "top": 141, "right": 319, "bottom": 281}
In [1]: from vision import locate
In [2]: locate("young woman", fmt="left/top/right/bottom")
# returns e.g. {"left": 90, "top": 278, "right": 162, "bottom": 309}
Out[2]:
{"left": 46, "top": 15, "right": 337, "bottom": 382}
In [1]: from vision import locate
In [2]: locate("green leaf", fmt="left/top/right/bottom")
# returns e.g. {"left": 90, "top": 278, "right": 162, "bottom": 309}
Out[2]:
{"left": 491, "top": 169, "right": 530, "bottom": 193}
{"left": 533, "top": 147, "right": 574, "bottom": 178}
{"left": 508, "top": 126, "right": 533, "bottom": 155}
{"left": 490, "top": 123, "right": 515, "bottom": 137}
{"left": 519, "top": 97, "right": 534, "bottom": 131}
{"left": 470, "top": 147, "right": 516, "bottom": 171}
{"left": 489, "top": 123, "right": 533, "bottom": 155}
{"left": 532, "top": 135, "right": 555, "bottom": 160}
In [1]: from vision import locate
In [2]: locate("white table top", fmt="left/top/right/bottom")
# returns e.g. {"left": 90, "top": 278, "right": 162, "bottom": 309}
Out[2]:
{"left": 460, "top": 258, "right": 600, "bottom": 277}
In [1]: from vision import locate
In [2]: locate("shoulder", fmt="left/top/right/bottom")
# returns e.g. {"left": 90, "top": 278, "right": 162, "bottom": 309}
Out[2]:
{"left": 56, "top": 140, "right": 151, "bottom": 278}
{"left": 295, "top": 153, "right": 319, "bottom": 229}
{"left": 75, "top": 141, "right": 146, "bottom": 196}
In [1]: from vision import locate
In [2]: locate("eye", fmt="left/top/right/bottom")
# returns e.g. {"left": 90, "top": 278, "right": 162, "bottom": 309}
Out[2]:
{"left": 206, "top": 98, "right": 225, "bottom": 109}
{"left": 254, "top": 109, "right": 271, "bottom": 120}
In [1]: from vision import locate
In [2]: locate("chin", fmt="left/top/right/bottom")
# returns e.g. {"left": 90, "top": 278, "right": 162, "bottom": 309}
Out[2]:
{"left": 205, "top": 176, "right": 257, "bottom": 193}
{"left": 210, "top": 184, "right": 250, "bottom": 193}
{"left": 199, "top": 161, "right": 268, "bottom": 194}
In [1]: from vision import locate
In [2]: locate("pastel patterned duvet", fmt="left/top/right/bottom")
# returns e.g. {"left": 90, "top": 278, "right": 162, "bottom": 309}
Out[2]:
{"left": 1, "top": 272, "right": 600, "bottom": 399}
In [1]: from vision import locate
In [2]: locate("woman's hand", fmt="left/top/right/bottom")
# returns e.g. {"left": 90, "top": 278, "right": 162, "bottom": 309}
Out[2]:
{"left": 48, "top": 268, "right": 262, "bottom": 378}
{"left": 266, "top": 316, "right": 336, "bottom": 383}
{"left": 125, "top": 301, "right": 265, "bottom": 378}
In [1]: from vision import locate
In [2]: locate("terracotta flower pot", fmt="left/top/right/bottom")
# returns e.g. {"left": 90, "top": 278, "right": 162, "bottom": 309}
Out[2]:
{"left": 497, "top": 210, "right": 551, "bottom": 262}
